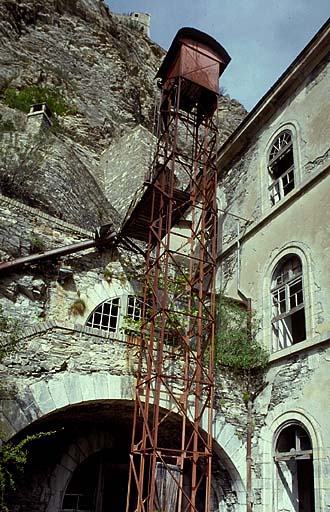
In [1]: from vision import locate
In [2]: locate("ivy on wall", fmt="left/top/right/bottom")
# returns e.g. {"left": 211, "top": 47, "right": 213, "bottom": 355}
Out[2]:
{"left": 215, "top": 295, "right": 268, "bottom": 372}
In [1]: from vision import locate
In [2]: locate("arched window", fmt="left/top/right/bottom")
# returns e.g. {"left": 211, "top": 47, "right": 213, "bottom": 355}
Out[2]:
{"left": 85, "top": 295, "right": 142, "bottom": 334}
{"left": 271, "top": 254, "right": 306, "bottom": 350}
{"left": 86, "top": 297, "right": 120, "bottom": 333}
{"left": 268, "top": 130, "right": 295, "bottom": 205}
{"left": 274, "top": 423, "right": 315, "bottom": 511}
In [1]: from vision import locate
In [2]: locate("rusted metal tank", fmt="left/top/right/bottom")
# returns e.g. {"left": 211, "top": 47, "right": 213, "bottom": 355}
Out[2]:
{"left": 156, "top": 27, "right": 230, "bottom": 116}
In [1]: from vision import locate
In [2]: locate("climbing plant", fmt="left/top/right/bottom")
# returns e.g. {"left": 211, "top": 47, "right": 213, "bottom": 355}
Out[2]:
{"left": 215, "top": 293, "right": 269, "bottom": 512}
{"left": 215, "top": 294, "right": 268, "bottom": 372}
{"left": 0, "top": 432, "right": 55, "bottom": 512}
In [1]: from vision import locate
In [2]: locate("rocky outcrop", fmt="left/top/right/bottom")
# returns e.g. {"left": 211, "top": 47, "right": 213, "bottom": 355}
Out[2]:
{"left": 0, "top": 0, "right": 164, "bottom": 228}
{"left": 218, "top": 95, "right": 248, "bottom": 145}
{"left": 0, "top": 0, "right": 162, "bottom": 145}
{"left": 0, "top": 0, "right": 247, "bottom": 230}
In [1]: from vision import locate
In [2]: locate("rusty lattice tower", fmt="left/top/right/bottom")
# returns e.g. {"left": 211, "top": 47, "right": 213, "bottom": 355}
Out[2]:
{"left": 123, "top": 27, "right": 230, "bottom": 512}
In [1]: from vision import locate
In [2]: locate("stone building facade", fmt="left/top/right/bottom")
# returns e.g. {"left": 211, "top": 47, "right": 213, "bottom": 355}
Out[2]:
{"left": 0, "top": 17, "right": 329, "bottom": 512}
{"left": 113, "top": 11, "right": 151, "bottom": 38}
{"left": 217, "top": 19, "right": 330, "bottom": 511}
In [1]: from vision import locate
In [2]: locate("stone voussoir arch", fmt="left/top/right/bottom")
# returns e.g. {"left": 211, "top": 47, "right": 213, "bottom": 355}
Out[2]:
{"left": 1, "top": 371, "right": 247, "bottom": 509}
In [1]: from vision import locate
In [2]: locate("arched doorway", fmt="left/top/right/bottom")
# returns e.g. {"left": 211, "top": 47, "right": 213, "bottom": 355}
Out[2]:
{"left": 3, "top": 399, "right": 244, "bottom": 512}
{"left": 274, "top": 423, "right": 315, "bottom": 511}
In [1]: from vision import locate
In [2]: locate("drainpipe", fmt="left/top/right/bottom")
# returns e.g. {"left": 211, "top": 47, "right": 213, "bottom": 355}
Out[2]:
{"left": 236, "top": 219, "right": 253, "bottom": 512}
{"left": 246, "top": 394, "right": 253, "bottom": 512}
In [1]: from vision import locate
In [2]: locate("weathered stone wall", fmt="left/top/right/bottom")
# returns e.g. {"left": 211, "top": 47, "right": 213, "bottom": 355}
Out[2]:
{"left": 216, "top": 40, "right": 330, "bottom": 511}
{"left": 100, "top": 124, "right": 156, "bottom": 218}
{"left": 0, "top": 195, "right": 249, "bottom": 511}
{"left": 113, "top": 11, "right": 151, "bottom": 38}
{"left": 0, "top": 322, "right": 248, "bottom": 511}
{"left": 0, "top": 129, "right": 120, "bottom": 230}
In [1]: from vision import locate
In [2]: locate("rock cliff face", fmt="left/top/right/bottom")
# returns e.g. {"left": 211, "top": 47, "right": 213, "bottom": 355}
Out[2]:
{"left": 0, "top": 0, "right": 162, "bottom": 142}
{"left": 0, "top": 0, "right": 247, "bottom": 231}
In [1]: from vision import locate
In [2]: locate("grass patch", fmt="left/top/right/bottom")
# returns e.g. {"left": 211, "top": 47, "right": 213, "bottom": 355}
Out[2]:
{"left": 3, "top": 86, "right": 75, "bottom": 116}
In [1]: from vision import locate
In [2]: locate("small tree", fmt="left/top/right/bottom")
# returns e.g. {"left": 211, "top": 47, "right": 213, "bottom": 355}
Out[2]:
{"left": 215, "top": 295, "right": 268, "bottom": 372}
{"left": 215, "top": 294, "right": 268, "bottom": 512}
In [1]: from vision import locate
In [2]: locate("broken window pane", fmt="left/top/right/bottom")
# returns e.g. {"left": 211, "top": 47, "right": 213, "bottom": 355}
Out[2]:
{"left": 275, "top": 424, "right": 314, "bottom": 511}
{"left": 268, "top": 130, "right": 295, "bottom": 204}
{"left": 86, "top": 297, "right": 120, "bottom": 333}
{"left": 271, "top": 255, "right": 306, "bottom": 350}
{"left": 127, "top": 295, "right": 143, "bottom": 321}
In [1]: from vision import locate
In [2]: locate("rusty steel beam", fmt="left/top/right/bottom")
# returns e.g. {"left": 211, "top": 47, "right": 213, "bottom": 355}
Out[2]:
{"left": 0, "top": 240, "right": 96, "bottom": 274}
{"left": 0, "top": 224, "right": 117, "bottom": 274}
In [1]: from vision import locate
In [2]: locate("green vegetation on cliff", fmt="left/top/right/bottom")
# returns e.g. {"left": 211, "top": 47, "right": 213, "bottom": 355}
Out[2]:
{"left": 4, "top": 86, "right": 74, "bottom": 116}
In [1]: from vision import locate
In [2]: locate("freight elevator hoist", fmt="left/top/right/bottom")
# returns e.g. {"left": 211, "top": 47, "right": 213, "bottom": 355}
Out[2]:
{"left": 121, "top": 27, "right": 231, "bottom": 512}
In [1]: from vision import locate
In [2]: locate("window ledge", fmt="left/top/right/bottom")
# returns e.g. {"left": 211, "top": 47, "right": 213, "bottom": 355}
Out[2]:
{"left": 269, "top": 330, "right": 330, "bottom": 363}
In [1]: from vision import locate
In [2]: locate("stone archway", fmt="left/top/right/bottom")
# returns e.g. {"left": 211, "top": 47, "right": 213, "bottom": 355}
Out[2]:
{"left": 2, "top": 373, "right": 246, "bottom": 511}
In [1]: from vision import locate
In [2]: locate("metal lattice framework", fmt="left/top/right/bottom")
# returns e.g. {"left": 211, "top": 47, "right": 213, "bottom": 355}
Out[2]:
{"left": 125, "top": 27, "right": 230, "bottom": 512}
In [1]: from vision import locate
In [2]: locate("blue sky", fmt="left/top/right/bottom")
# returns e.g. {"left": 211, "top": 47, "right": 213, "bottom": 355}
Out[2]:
{"left": 106, "top": 0, "right": 329, "bottom": 111}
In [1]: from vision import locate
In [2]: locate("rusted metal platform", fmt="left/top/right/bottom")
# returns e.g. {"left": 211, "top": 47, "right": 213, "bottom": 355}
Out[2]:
{"left": 121, "top": 178, "right": 190, "bottom": 243}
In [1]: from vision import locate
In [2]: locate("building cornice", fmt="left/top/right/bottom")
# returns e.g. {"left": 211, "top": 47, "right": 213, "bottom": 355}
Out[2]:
{"left": 217, "top": 18, "right": 330, "bottom": 175}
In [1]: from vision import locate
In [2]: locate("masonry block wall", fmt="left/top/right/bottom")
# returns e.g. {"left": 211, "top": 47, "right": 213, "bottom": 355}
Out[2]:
{"left": 216, "top": 31, "right": 330, "bottom": 511}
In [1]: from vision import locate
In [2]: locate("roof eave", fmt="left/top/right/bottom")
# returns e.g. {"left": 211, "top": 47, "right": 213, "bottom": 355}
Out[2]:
{"left": 216, "top": 18, "right": 330, "bottom": 174}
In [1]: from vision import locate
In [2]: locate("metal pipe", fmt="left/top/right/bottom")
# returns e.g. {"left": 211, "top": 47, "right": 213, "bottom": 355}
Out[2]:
{"left": 246, "top": 397, "right": 253, "bottom": 512}
{"left": 236, "top": 219, "right": 254, "bottom": 511}
{"left": 0, "top": 239, "right": 96, "bottom": 274}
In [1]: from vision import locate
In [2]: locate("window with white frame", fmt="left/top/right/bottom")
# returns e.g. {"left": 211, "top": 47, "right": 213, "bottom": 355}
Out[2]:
{"left": 86, "top": 297, "right": 120, "bottom": 333}
{"left": 126, "top": 295, "right": 143, "bottom": 321}
{"left": 268, "top": 130, "right": 295, "bottom": 205}
{"left": 123, "top": 295, "right": 143, "bottom": 335}
{"left": 86, "top": 295, "right": 142, "bottom": 334}
{"left": 271, "top": 254, "right": 306, "bottom": 350}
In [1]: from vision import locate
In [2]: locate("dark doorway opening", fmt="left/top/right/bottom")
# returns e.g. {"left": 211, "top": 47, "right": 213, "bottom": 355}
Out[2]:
{"left": 62, "top": 449, "right": 131, "bottom": 512}
{"left": 275, "top": 423, "right": 315, "bottom": 512}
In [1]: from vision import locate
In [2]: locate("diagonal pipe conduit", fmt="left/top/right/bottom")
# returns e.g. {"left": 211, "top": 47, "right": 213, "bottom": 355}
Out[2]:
{"left": 0, "top": 225, "right": 117, "bottom": 274}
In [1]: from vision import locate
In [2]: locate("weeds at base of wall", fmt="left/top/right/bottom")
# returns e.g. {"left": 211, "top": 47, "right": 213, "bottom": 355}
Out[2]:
{"left": 69, "top": 297, "right": 86, "bottom": 316}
